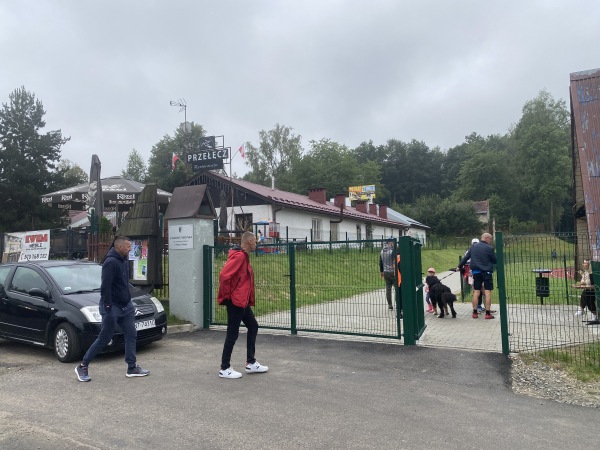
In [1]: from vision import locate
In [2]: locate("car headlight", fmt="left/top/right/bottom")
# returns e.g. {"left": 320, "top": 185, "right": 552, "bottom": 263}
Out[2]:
{"left": 150, "top": 296, "right": 165, "bottom": 313}
{"left": 81, "top": 306, "right": 102, "bottom": 323}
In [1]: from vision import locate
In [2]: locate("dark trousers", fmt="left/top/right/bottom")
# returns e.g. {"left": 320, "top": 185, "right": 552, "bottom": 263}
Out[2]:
{"left": 580, "top": 289, "right": 597, "bottom": 313}
{"left": 383, "top": 272, "right": 394, "bottom": 308}
{"left": 220, "top": 303, "right": 258, "bottom": 370}
{"left": 83, "top": 302, "right": 137, "bottom": 368}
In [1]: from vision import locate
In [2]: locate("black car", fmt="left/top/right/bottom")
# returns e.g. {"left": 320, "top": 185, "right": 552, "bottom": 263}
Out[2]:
{"left": 0, "top": 260, "right": 167, "bottom": 362}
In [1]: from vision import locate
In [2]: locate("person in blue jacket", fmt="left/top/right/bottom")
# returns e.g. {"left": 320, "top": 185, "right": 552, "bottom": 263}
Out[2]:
{"left": 75, "top": 236, "right": 150, "bottom": 382}
{"left": 458, "top": 233, "right": 497, "bottom": 320}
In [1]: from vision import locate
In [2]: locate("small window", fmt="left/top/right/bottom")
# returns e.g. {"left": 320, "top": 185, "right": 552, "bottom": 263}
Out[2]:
{"left": 330, "top": 222, "right": 339, "bottom": 241}
{"left": 312, "top": 219, "right": 322, "bottom": 241}
{"left": 356, "top": 224, "right": 362, "bottom": 241}
{"left": 10, "top": 267, "right": 47, "bottom": 295}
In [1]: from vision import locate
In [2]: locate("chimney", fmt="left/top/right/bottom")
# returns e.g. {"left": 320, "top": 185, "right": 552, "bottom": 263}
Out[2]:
{"left": 334, "top": 194, "right": 346, "bottom": 209}
{"left": 355, "top": 200, "right": 368, "bottom": 213}
{"left": 379, "top": 205, "right": 388, "bottom": 219}
{"left": 308, "top": 188, "right": 327, "bottom": 204}
{"left": 369, "top": 204, "right": 377, "bottom": 215}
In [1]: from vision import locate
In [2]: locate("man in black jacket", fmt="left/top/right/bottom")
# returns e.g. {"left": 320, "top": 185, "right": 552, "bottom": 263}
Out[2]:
{"left": 458, "top": 233, "right": 497, "bottom": 320}
{"left": 75, "top": 236, "right": 150, "bottom": 382}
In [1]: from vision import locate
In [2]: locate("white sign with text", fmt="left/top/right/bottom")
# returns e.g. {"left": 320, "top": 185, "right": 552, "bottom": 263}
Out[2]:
{"left": 168, "top": 224, "right": 194, "bottom": 250}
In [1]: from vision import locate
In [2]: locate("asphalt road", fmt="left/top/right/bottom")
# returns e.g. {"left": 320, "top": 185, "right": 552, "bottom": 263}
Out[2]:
{"left": 1, "top": 330, "right": 598, "bottom": 449}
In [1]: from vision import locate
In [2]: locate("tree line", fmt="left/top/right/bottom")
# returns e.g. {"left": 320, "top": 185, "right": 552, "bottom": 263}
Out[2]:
{"left": 0, "top": 87, "right": 571, "bottom": 235}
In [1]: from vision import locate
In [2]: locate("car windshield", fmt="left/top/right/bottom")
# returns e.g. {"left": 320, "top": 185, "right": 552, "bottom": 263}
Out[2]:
{"left": 46, "top": 264, "right": 103, "bottom": 294}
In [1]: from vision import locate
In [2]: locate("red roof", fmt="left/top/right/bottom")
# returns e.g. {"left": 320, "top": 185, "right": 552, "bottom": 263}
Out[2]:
{"left": 195, "top": 171, "right": 408, "bottom": 229}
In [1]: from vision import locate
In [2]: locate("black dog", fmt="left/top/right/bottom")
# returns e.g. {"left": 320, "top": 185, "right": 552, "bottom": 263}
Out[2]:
{"left": 429, "top": 282, "right": 457, "bottom": 318}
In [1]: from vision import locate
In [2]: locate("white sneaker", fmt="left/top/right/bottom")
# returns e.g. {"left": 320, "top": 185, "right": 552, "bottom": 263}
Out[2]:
{"left": 219, "top": 367, "right": 242, "bottom": 379}
{"left": 591, "top": 314, "right": 598, "bottom": 322}
{"left": 574, "top": 309, "right": 584, "bottom": 317}
{"left": 245, "top": 361, "right": 269, "bottom": 373}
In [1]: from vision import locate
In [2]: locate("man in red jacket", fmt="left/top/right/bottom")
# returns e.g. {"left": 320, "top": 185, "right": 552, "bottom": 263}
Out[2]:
{"left": 218, "top": 231, "right": 269, "bottom": 379}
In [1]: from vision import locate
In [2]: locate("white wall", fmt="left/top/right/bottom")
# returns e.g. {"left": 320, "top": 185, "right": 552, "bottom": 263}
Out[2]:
{"left": 215, "top": 205, "right": 405, "bottom": 242}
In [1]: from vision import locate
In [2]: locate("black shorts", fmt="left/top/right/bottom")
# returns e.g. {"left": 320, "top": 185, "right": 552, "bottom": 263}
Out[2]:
{"left": 473, "top": 272, "right": 493, "bottom": 291}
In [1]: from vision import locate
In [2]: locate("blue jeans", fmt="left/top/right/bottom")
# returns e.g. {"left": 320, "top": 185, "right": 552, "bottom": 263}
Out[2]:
{"left": 83, "top": 302, "right": 137, "bottom": 368}
{"left": 220, "top": 303, "right": 258, "bottom": 370}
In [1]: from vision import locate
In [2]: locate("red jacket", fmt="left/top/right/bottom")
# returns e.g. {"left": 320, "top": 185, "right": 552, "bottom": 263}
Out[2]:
{"left": 217, "top": 247, "right": 255, "bottom": 308}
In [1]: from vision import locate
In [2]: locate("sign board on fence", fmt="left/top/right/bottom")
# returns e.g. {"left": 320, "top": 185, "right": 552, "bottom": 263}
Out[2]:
{"left": 17, "top": 230, "right": 51, "bottom": 262}
{"left": 168, "top": 224, "right": 194, "bottom": 250}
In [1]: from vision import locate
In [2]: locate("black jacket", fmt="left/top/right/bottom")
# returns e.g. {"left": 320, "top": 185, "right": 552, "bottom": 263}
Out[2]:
{"left": 100, "top": 248, "right": 132, "bottom": 308}
{"left": 459, "top": 241, "right": 496, "bottom": 273}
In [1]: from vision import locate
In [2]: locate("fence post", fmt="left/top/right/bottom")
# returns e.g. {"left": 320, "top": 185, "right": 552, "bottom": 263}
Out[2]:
{"left": 289, "top": 242, "right": 297, "bottom": 335}
{"left": 495, "top": 232, "right": 510, "bottom": 355}
{"left": 203, "top": 245, "right": 212, "bottom": 329}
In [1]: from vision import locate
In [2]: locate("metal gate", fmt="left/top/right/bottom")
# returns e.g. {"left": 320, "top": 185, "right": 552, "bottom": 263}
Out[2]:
{"left": 496, "top": 231, "right": 600, "bottom": 365}
{"left": 204, "top": 237, "right": 424, "bottom": 343}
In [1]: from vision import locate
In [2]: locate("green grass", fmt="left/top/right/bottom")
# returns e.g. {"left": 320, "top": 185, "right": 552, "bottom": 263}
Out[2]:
{"left": 210, "top": 245, "right": 468, "bottom": 323}
{"left": 521, "top": 343, "right": 600, "bottom": 382}
{"left": 160, "top": 300, "right": 191, "bottom": 325}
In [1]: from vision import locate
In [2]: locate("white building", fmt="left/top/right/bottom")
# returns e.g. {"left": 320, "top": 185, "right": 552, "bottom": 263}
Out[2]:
{"left": 187, "top": 171, "right": 427, "bottom": 243}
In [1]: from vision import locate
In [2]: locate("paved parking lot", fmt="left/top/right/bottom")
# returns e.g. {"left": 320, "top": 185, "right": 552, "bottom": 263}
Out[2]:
{"left": 1, "top": 329, "right": 599, "bottom": 449}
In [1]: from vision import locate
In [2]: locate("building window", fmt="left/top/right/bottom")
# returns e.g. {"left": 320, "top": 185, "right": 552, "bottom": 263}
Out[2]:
{"left": 356, "top": 224, "right": 361, "bottom": 241}
{"left": 312, "top": 218, "right": 322, "bottom": 241}
{"left": 330, "top": 222, "right": 339, "bottom": 241}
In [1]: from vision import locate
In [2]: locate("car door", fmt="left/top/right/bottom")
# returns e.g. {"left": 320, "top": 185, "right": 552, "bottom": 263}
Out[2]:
{"left": 0, "top": 265, "right": 14, "bottom": 334}
{"left": 4, "top": 266, "right": 54, "bottom": 343}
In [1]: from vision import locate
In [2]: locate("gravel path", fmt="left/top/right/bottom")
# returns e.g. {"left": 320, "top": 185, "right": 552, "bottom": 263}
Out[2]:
{"left": 510, "top": 354, "right": 600, "bottom": 408}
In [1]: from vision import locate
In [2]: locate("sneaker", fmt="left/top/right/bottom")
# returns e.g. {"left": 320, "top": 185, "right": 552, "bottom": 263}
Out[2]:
{"left": 388, "top": 305, "right": 394, "bottom": 310}
{"left": 477, "top": 306, "right": 485, "bottom": 313}
{"left": 245, "top": 361, "right": 269, "bottom": 373}
{"left": 126, "top": 364, "right": 150, "bottom": 378}
{"left": 591, "top": 314, "right": 598, "bottom": 322}
{"left": 219, "top": 367, "right": 242, "bottom": 378}
{"left": 472, "top": 312, "right": 478, "bottom": 319}
{"left": 485, "top": 313, "right": 495, "bottom": 320}
{"left": 574, "top": 309, "right": 584, "bottom": 317}
{"left": 74, "top": 364, "right": 90, "bottom": 382}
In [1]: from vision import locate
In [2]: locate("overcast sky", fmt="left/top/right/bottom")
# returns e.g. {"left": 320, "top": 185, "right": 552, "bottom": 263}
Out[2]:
{"left": 2, "top": 1, "right": 598, "bottom": 182}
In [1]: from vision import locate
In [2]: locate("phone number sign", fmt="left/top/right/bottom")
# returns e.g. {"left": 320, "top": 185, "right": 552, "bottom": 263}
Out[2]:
{"left": 18, "top": 230, "right": 51, "bottom": 262}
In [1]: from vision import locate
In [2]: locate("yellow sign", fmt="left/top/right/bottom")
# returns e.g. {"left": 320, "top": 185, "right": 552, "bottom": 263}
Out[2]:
{"left": 348, "top": 185, "right": 376, "bottom": 201}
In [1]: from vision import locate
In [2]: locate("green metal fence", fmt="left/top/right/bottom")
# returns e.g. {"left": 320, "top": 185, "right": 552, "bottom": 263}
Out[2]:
{"left": 497, "top": 231, "right": 600, "bottom": 367}
{"left": 205, "top": 238, "right": 423, "bottom": 342}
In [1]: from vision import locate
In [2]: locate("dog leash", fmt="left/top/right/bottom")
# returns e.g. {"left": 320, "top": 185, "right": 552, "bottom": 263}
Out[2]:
{"left": 425, "top": 270, "right": 459, "bottom": 282}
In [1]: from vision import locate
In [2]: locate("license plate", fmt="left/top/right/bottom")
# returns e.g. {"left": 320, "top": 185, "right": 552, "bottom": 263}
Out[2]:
{"left": 135, "top": 319, "right": 155, "bottom": 331}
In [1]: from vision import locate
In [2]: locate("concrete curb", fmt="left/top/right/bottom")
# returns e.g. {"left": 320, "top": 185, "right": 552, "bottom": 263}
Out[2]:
{"left": 167, "top": 323, "right": 198, "bottom": 334}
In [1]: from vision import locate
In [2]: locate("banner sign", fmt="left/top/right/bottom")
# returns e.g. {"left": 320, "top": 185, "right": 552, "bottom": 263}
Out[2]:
{"left": 187, "top": 148, "right": 229, "bottom": 172}
{"left": 18, "top": 230, "right": 51, "bottom": 262}
{"left": 348, "top": 185, "right": 376, "bottom": 201}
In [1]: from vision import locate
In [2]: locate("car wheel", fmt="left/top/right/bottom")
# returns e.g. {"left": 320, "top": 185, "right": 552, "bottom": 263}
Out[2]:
{"left": 54, "top": 323, "right": 82, "bottom": 363}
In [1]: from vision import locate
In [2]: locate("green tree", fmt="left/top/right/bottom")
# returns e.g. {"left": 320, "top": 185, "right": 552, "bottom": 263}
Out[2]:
{"left": 0, "top": 87, "right": 70, "bottom": 231}
{"left": 400, "top": 194, "right": 481, "bottom": 236}
{"left": 243, "top": 123, "right": 303, "bottom": 190}
{"left": 121, "top": 148, "right": 147, "bottom": 182}
{"left": 377, "top": 139, "right": 442, "bottom": 205}
{"left": 146, "top": 122, "right": 204, "bottom": 192}
{"left": 292, "top": 139, "right": 381, "bottom": 197}
{"left": 54, "top": 159, "right": 88, "bottom": 187}
{"left": 513, "top": 90, "right": 571, "bottom": 230}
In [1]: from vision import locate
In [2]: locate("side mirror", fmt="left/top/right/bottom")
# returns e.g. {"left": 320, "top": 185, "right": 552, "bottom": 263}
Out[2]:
{"left": 29, "top": 288, "right": 52, "bottom": 301}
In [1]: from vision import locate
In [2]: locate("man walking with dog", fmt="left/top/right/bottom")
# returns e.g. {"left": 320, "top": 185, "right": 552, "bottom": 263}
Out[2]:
{"left": 458, "top": 232, "right": 497, "bottom": 320}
